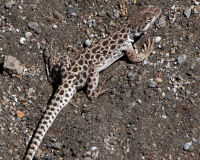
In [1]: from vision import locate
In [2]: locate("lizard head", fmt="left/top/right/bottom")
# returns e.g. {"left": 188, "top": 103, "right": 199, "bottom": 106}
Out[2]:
{"left": 127, "top": 6, "right": 161, "bottom": 39}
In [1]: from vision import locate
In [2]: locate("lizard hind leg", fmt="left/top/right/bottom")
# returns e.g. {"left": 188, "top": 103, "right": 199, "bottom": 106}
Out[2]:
{"left": 86, "top": 65, "right": 106, "bottom": 101}
{"left": 86, "top": 65, "right": 110, "bottom": 101}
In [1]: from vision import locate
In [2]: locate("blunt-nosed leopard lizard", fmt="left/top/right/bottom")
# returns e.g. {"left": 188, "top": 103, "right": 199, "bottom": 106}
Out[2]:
{"left": 24, "top": 6, "right": 161, "bottom": 160}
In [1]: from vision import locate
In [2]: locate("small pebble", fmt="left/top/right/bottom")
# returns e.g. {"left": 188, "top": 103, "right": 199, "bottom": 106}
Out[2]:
{"left": 85, "top": 39, "right": 92, "bottom": 46}
{"left": 184, "top": 8, "right": 191, "bottom": 18}
{"left": 155, "top": 77, "right": 163, "bottom": 83}
{"left": 154, "top": 36, "right": 161, "bottom": 43}
{"left": 52, "top": 24, "right": 57, "bottom": 29}
{"left": 17, "top": 110, "right": 24, "bottom": 118}
{"left": 194, "top": 2, "right": 200, "bottom": 5}
{"left": 190, "top": 63, "right": 195, "bottom": 70}
{"left": 113, "top": 10, "right": 120, "bottom": 18}
{"left": 136, "top": 99, "right": 142, "bottom": 104}
{"left": 167, "top": 94, "right": 173, "bottom": 100}
{"left": 20, "top": 37, "right": 26, "bottom": 44}
{"left": 25, "top": 32, "right": 32, "bottom": 39}
{"left": 5, "top": 0, "right": 15, "bottom": 9}
{"left": 51, "top": 142, "right": 62, "bottom": 149}
{"left": 91, "top": 146, "right": 98, "bottom": 151}
{"left": 156, "top": 16, "right": 166, "bottom": 28}
{"left": 28, "top": 22, "right": 41, "bottom": 33}
{"left": 28, "top": 22, "right": 38, "bottom": 30}
{"left": 177, "top": 54, "right": 187, "bottom": 64}
{"left": 183, "top": 142, "right": 192, "bottom": 151}
{"left": 53, "top": 10, "right": 62, "bottom": 19}
{"left": 66, "top": 7, "right": 78, "bottom": 16}
{"left": 162, "top": 114, "right": 167, "bottom": 119}
{"left": 172, "top": 88, "right": 177, "bottom": 93}
{"left": 149, "top": 81, "right": 157, "bottom": 88}
{"left": 3, "top": 55, "right": 24, "bottom": 74}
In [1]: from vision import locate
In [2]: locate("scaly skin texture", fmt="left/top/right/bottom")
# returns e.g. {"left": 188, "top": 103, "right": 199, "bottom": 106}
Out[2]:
{"left": 24, "top": 6, "right": 161, "bottom": 160}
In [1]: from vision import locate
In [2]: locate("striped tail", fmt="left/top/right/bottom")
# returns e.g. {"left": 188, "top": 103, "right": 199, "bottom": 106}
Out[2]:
{"left": 24, "top": 84, "right": 76, "bottom": 160}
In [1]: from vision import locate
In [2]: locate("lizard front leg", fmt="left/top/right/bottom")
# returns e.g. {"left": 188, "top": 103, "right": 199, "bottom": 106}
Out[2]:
{"left": 125, "top": 38, "right": 155, "bottom": 62}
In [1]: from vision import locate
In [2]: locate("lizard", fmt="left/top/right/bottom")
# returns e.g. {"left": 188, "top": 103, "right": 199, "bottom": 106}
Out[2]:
{"left": 24, "top": 6, "right": 161, "bottom": 160}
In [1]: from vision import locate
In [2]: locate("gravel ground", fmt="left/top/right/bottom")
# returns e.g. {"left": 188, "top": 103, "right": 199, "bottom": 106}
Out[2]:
{"left": 0, "top": 0, "right": 200, "bottom": 160}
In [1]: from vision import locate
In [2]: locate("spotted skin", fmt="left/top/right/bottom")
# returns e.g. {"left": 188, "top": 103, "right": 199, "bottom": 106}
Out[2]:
{"left": 24, "top": 6, "right": 161, "bottom": 160}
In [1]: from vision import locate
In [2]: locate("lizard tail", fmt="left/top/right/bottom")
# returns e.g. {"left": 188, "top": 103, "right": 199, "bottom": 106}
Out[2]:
{"left": 24, "top": 84, "right": 76, "bottom": 160}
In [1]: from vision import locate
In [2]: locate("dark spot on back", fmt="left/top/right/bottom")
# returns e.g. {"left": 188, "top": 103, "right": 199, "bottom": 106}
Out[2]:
{"left": 56, "top": 97, "right": 60, "bottom": 101}
{"left": 87, "top": 77, "right": 92, "bottom": 83}
{"left": 47, "top": 112, "right": 52, "bottom": 116}
{"left": 127, "top": 23, "right": 131, "bottom": 28}
{"left": 112, "top": 34, "right": 118, "bottom": 40}
{"left": 102, "top": 50, "right": 108, "bottom": 55}
{"left": 89, "top": 85, "right": 93, "bottom": 89}
{"left": 90, "top": 73, "right": 94, "bottom": 77}
{"left": 33, "top": 141, "right": 37, "bottom": 145}
{"left": 83, "top": 65, "right": 87, "bottom": 70}
{"left": 102, "top": 40, "right": 109, "bottom": 46}
{"left": 60, "top": 90, "right": 64, "bottom": 95}
{"left": 84, "top": 53, "right": 90, "bottom": 59}
{"left": 89, "top": 60, "right": 93, "bottom": 65}
{"left": 68, "top": 75, "right": 74, "bottom": 79}
{"left": 43, "top": 121, "right": 47, "bottom": 124}
{"left": 124, "top": 34, "right": 128, "bottom": 39}
{"left": 95, "top": 54, "right": 101, "bottom": 59}
{"left": 110, "top": 40, "right": 115, "bottom": 44}
{"left": 78, "top": 59, "right": 83, "bottom": 65}
{"left": 87, "top": 90, "right": 91, "bottom": 94}
{"left": 88, "top": 45, "right": 93, "bottom": 49}
{"left": 92, "top": 46, "right": 100, "bottom": 53}
{"left": 120, "top": 28, "right": 126, "bottom": 33}
{"left": 72, "top": 67, "right": 78, "bottom": 72}
{"left": 76, "top": 74, "right": 80, "bottom": 80}
{"left": 93, "top": 78, "right": 96, "bottom": 82}
{"left": 64, "top": 84, "right": 68, "bottom": 88}
{"left": 83, "top": 72, "right": 87, "bottom": 78}
{"left": 65, "top": 93, "right": 69, "bottom": 97}
{"left": 118, "top": 39, "right": 124, "bottom": 44}
{"left": 110, "top": 45, "right": 116, "bottom": 50}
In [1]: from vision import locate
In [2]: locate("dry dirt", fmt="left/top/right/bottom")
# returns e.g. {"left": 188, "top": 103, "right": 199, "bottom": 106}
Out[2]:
{"left": 0, "top": 0, "right": 200, "bottom": 160}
